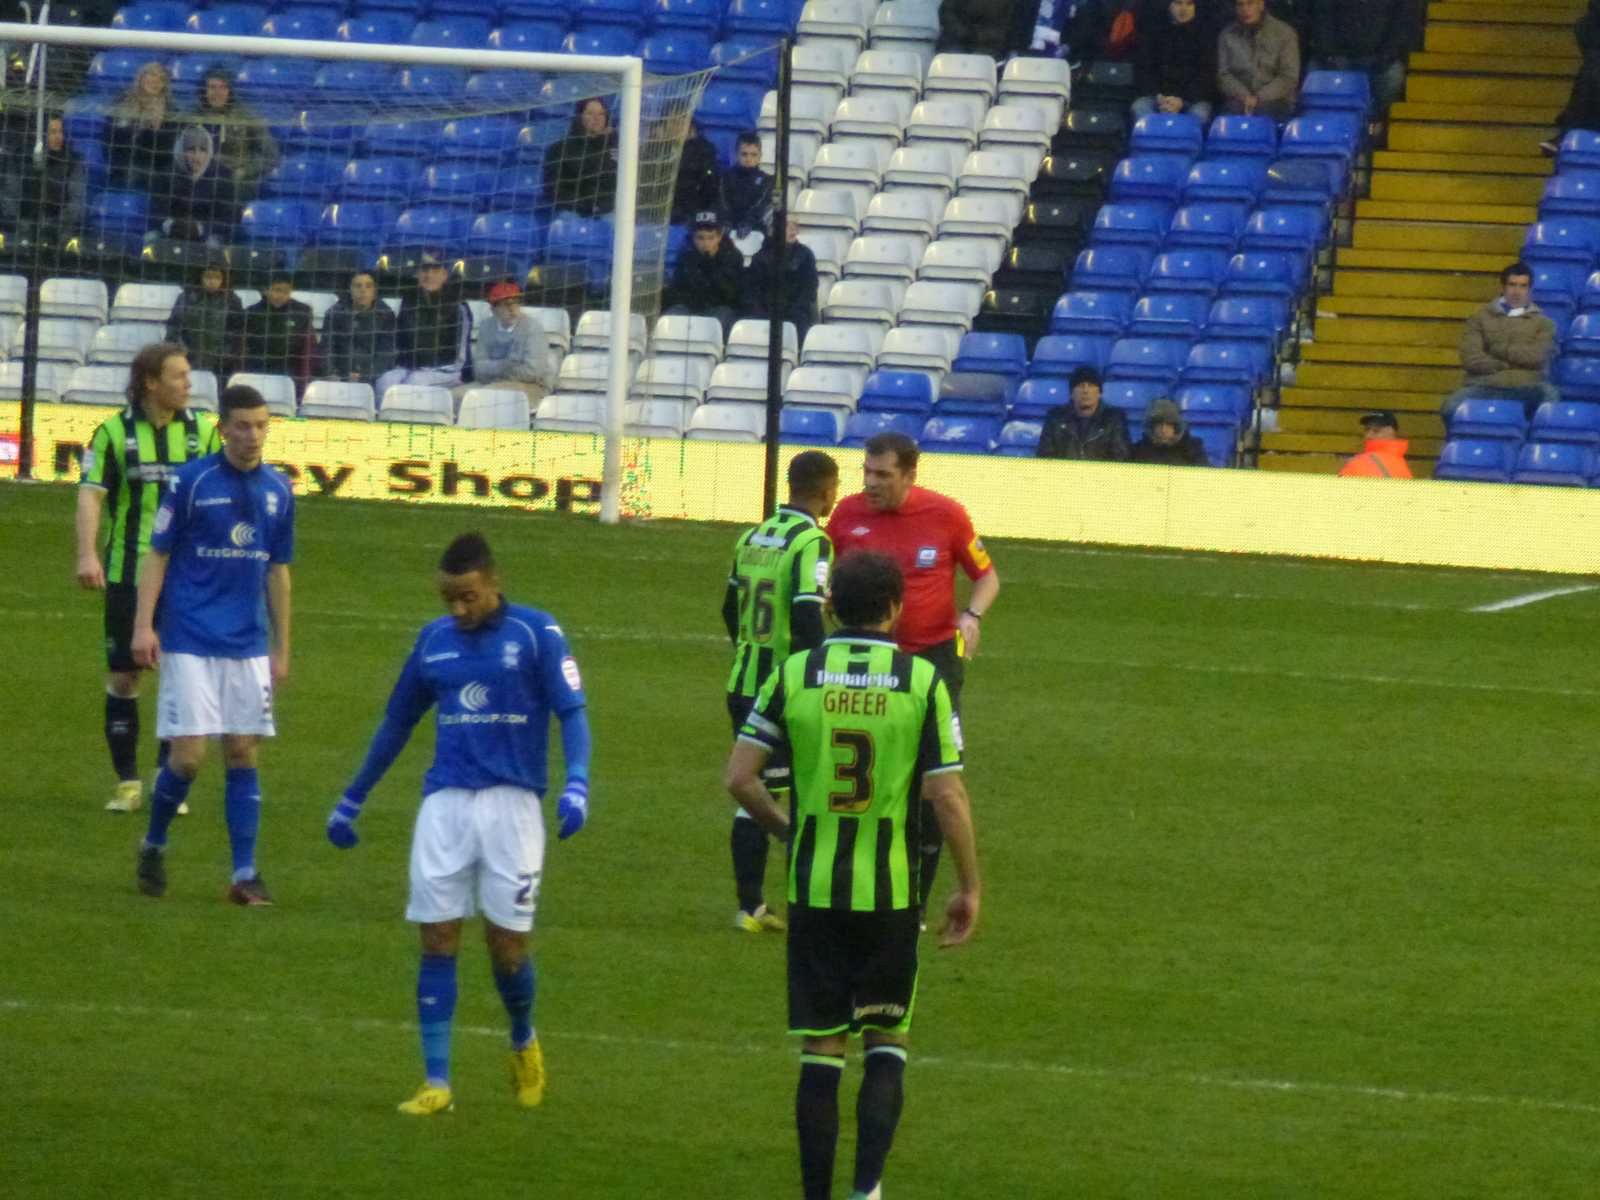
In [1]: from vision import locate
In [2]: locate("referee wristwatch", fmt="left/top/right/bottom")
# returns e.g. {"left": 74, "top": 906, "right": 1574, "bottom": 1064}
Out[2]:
{"left": 962, "top": 608, "right": 983, "bottom": 621}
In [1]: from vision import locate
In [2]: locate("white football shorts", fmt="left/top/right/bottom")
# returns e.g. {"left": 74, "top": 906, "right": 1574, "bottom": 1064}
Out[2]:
{"left": 156, "top": 653, "right": 275, "bottom": 739}
{"left": 406, "top": 786, "right": 546, "bottom": 933}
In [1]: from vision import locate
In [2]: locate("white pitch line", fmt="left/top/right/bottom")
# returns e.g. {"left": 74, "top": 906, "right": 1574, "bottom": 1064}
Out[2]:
{"left": 1469, "top": 585, "right": 1599, "bottom": 613}
{"left": 3, "top": 997, "right": 1597, "bottom": 1118}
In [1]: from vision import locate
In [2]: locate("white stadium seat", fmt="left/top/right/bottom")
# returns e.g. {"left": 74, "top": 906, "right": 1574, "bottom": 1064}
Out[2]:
{"left": 64, "top": 365, "right": 128, "bottom": 406}
{"left": 528, "top": 306, "right": 572, "bottom": 354}
{"left": 869, "top": 0, "right": 940, "bottom": 48}
{"left": 227, "top": 372, "right": 298, "bottom": 417}
{"left": 844, "top": 235, "right": 922, "bottom": 284}
{"left": 15, "top": 319, "right": 92, "bottom": 366}
{"left": 822, "top": 279, "right": 906, "bottom": 332}
{"left": 864, "top": 188, "right": 943, "bottom": 239}
{"left": 939, "top": 194, "right": 1023, "bottom": 244}
{"left": 959, "top": 149, "right": 1038, "bottom": 199}
{"left": 90, "top": 321, "right": 166, "bottom": 365}
{"left": 300, "top": 380, "right": 375, "bottom": 421}
{"left": 292, "top": 290, "right": 339, "bottom": 331}
{"left": 686, "top": 402, "right": 765, "bottom": 442}
{"left": 798, "top": 0, "right": 872, "bottom": 52}
{"left": 849, "top": 48, "right": 924, "bottom": 103}
{"left": 456, "top": 387, "right": 532, "bottom": 430}
{"left": 793, "top": 41, "right": 853, "bottom": 91}
{"left": 760, "top": 129, "right": 821, "bottom": 186}
{"left": 41, "top": 277, "right": 110, "bottom": 322}
{"left": 798, "top": 228, "right": 853, "bottom": 278}
{"left": 784, "top": 364, "right": 865, "bottom": 416}
{"left": 0, "top": 274, "right": 27, "bottom": 318}
{"left": 725, "top": 320, "right": 799, "bottom": 368}
{"left": 535, "top": 392, "right": 606, "bottom": 434}
{"left": 0, "top": 361, "right": 74, "bottom": 401}
{"left": 878, "top": 324, "right": 961, "bottom": 370}
{"left": 793, "top": 187, "right": 866, "bottom": 236}
{"left": 810, "top": 140, "right": 891, "bottom": 197}
{"left": 905, "top": 97, "right": 986, "bottom": 150}
{"left": 917, "top": 237, "right": 1003, "bottom": 283}
{"left": 632, "top": 356, "right": 713, "bottom": 402}
{"left": 557, "top": 352, "right": 615, "bottom": 394}
{"left": 189, "top": 370, "right": 220, "bottom": 411}
{"left": 760, "top": 86, "right": 836, "bottom": 140}
{"left": 574, "top": 310, "right": 649, "bottom": 356}
{"left": 802, "top": 322, "right": 885, "bottom": 369}
{"left": 624, "top": 398, "right": 694, "bottom": 438}
{"left": 882, "top": 145, "right": 961, "bottom": 200}
{"left": 109, "top": 282, "right": 181, "bottom": 323}
{"left": 924, "top": 53, "right": 998, "bottom": 103}
{"left": 380, "top": 385, "right": 454, "bottom": 425}
{"left": 999, "top": 56, "right": 1072, "bottom": 105}
{"left": 980, "top": 104, "right": 1053, "bottom": 153}
{"left": 651, "top": 314, "right": 725, "bottom": 364}
{"left": 707, "top": 359, "right": 786, "bottom": 404}
{"left": 897, "top": 280, "right": 984, "bottom": 329}
{"left": 830, "top": 93, "right": 914, "bottom": 158}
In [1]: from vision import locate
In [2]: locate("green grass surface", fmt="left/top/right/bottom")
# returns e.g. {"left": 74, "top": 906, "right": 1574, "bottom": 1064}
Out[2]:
{"left": 3, "top": 479, "right": 1598, "bottom": 1198}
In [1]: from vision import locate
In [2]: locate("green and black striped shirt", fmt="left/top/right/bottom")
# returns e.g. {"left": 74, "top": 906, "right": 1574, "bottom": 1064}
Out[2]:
{"left": 741, "top": 635, "right": 963, "bottom": 912}
{"left": 81, "top": 406, "right": 221, "bottom": 584}
{"left": 724, "top": 506, "right": 833, "bottom": 701}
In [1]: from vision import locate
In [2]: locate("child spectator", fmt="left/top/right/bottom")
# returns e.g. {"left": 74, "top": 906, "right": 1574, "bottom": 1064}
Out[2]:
{"left": 665, "top": 212, "right": 745, "bottom": 334}
{"left": 1133, "top": 0, "right": 1219, "bottom": 123}
{"left": 241, "top": 268, "right": 316, "bottom": 393}
{"left": 741, "top": 215, "right": 820, "bottom": 347}
{"left": 719, "top": 131, "right": 774, "bottom": 249}
{"left": 165, "top": 260, "right": 244, "bottom": 377}
{"left": 322, "top": 271, "right": 399, "bottom": 386}
{"left": 1129, "top": 398, "right": 1209, "bottom": 464}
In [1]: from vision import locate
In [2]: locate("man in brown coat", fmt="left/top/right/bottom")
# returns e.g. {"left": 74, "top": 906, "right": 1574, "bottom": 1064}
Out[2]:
{"left": 1217, "top": 0, "right": 1300, "bottom": 119}
{"left": 1441, "top": 262, "right": 1561, "bottom": 421}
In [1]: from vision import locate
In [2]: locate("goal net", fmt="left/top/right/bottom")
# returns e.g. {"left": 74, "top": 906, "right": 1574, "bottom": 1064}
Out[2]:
{"left": 0, "top": 16, "right": 725, "bottom": 521}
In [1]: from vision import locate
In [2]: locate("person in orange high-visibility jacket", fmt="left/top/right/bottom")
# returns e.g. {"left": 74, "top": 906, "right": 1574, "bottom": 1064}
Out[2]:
{"left": 1339, "top": 411, "right": 1413, "bottom": 479}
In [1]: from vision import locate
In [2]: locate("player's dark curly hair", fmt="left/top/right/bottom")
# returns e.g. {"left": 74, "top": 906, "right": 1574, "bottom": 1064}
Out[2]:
{"left": 830, "top": 550, "right": 903, "bottom": 627}
{"left": 125, "top": 341, "right": 188, "bottom": 409}
{"left": 440, "top": 531, "right": 495, "bottom": 576}
{"left": 787, "top": 450, "right": 838, "bottom": 501}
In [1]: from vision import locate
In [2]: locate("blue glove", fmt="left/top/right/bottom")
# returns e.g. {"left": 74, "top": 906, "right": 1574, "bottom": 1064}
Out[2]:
{"left": 556, "top": 779, "right": 588, "bottom": 841}
{"left": 326, "top": 796, "right": 362, "bottom": 849}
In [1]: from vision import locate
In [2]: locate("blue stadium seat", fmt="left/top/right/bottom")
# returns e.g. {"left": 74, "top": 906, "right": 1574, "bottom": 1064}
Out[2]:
{"left": 1049, "top": 291, "right": 1133, "bottom": 336}
{"left": 1069, "top": 246, "right": 1152, "bottom": 295}
{"left": 1522, "top": 219, "right": 1600, "bottom": 267}
{"left": 843, "top": 410, "right": 925, "bottom": 447}
{"left": 431, "top": 0, "right": 500, "bottom": 18}
{"left": 1205, "top": 296, "right": 1286, "bottom": 345}
{"left": 1204, "top": 114, "right": 1277, "bottom": 160}
{"left": 468, "top": 210, "right": 550, "bottom": 258}
{"left": 1563, "top": 311, "right": 1600, "bottom": 357}
{"left": 1127, "top": 293, "right": 1207, "bottom": 339}
{"left": 262, "top": 155, "right": 341, "bottom": 200}
{"left": 397, "top": 65, "right": 470, "bottom": 100}
{"left": 1220, "top": 250, "right": 1304, "bottom": 301}
{"left": 316, "top": 201, "right": 401, "bottom": 247}
{"left": 515, "top": 120, "right": 568, "bottom": 161}
{"left": 1556, "top": 129, "right": 1600, "bottom": 173}
{"left": 337, "top": 15, "right": 416, "bottom": 44}
{"left": 315, "top": 61, "right": 396, "bottom": 96}
{"left": 238, "top": 199, "right": 315, "bottom": 246}
{"left": 576, "top": 0, "right": 652, "bottom": 33}
{"left": 1181, "top": 340, "right": 1269, "bottom": 387}
{"left": 1182, "top": 159, "right": 1267, "bottom": 207}
{"left": 438, "top": 115, "right": 523, "bottom": 159}
{"left": 1129, "top": 111, "right": 1204, "bottom": 160}
{"left": 357, "top": 0, "right": 428, "bottom": 12}
{"left": 391, "top": 206, "right": 473, "bottom": 250}
{"left": 1448, "top": 396, "right": 1528, "bottom": 442}
{"left": 1512, "top": 441, "right": 1596, "bottom": 486}
{"left": 952, "top": 332, "right": 1029, "bottom": 381}
{"left": 86, "top": 49, "right": 160, "bottom": 92}
{"left": 936, "top": 373, "right": 1015, "bottom": 417}
{"left": 995, "top": 419, "right": 1043, "bottom": 456}
{"left": 640, "top": 31, "right": 714, "bottom": 74}
{"left": 465, "top": 71, "right": 547, "bottom": 106}
{"left": 1165, "top": 204, "right": 1247, "bottom": 252}
{"left": 780, "top": 406, "right": 842, "bottom": 444}
{"left": 1534, "top": 263, "right": 1584, "bottom": 327}
{"left": 1090, "top": 203, "right": 1172, "bottom": 252}
{"left": 1144, "top": 250, "right": 1227, "bottom": 300}
{"left": 1278, "top": 113, "right": 1362, "bottom": 165}
{"left": 1261, "top": 159, "right": 1342, "bottom": 211}
{"left": 1106, "top": 337, "right": 1186, "bottom": 385}
{"left": 260, "top": 6, "right": 342, "bottom": 40}
{"left": 653, "top": 0, "right": 722, "bottom": 36}
{"left": 89, "top": 190, "right": 151, "bottom": 245}
{"left": 186, "top": 6, "right": 268, "bottom": 38}
{"left": 1030, "top": 333, "right": 1112, "bottom": 378}
{"left": 418, "top": 162, "right": 499, "bottom": 206}
{"left": 411, "top": 16, "right": 493, "bottom": 48}
{"left": 112, "top": 2, "right": 189, "bottom": 32}
{"left": 859, "top": 370, "right": 936, "bottom": 415}
{"left": 1433, "top": 439, "right": 1515, "bottom": 483}
{"left": 1299, "top": 70, "right": 1372, "bottom": 115}
{"left": 921, "top": 415, "right": 1002, "bottom": 454}
{"left": 697, "top": 83, "right": 762, "bottom": 133}
{"left": 1240, "top": 207, "right": 1321, "bottom": 255}
{"left": 546, "top": 213, "right": 616, "bottom": 288}
{"left": 167, "top": 54, "right": 245, "bottom": 91}
{"left": 1109, "top": 156, "right": 1188, "bottom": 207}
{"left": 723, "top": 0, "right": 792, "bottom": 39}
{"left": 562, "top": 27, "right": 639, "bottom": 56}
{"left": 502, "top": 0, "right": 575, "bottom": 19}
{"left": 1011, "top": 378, "right": 1068, "bottom": 418}
{"left": 233, "top": 58, "right": 318, "bottom": 104}
{"left": 341, "top": 157, "right": 420, "bottom": 200}
{"left": 1175, "top": 383, "right": 1251, "bottom": 424}
{"left": 1102, "top": 379, "right": 1165, "bottom": 423}
{"left": 364, "top": 118, "right": 450, "bottom": 156}
{"left": 1192, "top": 424, "right": 1237, "bottom": 466}
{"left": 1554, "top": 354, "right": 1600, "bottom": 401}
{"left": 490, "top": 21, "right": 566, "bottom": 54}
{"left": 710, "top": 37, "right": 780, "bottom": 86}
{"left": 1530, "top": 399, "right": 1600, "bottom": 446}
{"left": 1539, "top": 173, "right": 1600, "bottom": 221}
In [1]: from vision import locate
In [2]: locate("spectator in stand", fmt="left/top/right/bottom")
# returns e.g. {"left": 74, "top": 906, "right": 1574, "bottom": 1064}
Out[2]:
{"left": 166, "top": 260, "right": 244, "bottom": 377}
{"left": 241, "top": 269, "right": 316, "bottom": 393}
{"left": 158, "top": 127, "right": 236, "bottom": 246}
{"left": 741, "top": 214, "right": 820, "bottom": 347}
{"left": 376, "top": 252, "right": 474, "bottom": 400}
{"left": 1308, "top": 0, "right": 1419, "bottom": 114}
{"left": 3, "top": 115, "right": 86, "bottom": 245}
{"left": 1036, "top": 367, "right": 1133, "bottom": 461}
{"left": 1217, "top": 0, "right": 1300, "bottom": 120}
{"left": 1132, "top": 0, "right": 1219, "bottom": 124}
{"left": 719, "top": 131, "right": 774, "bottom": 256}
{"left": 670, "top": 117, "right": 722, "bottom": 226}
{"left": 664, "top": 211, "right": 745, "bottom": 335}
{"left": 544, "top": 98, "right": 618, "bottom": 217}
{"left": 194, "top": 67, "right": 279, "bottom": 205}
{"left": 1543, "top": 0, "right": 1600, "bottom": 155}
{"left": 1130, "top": 397, "right": 1210, "bottom": 464}
{"left": 322, "top": 271, "right": 399, "bottom": 386}
{"left": 938, "top": 0, "right": 1020, "bottom": 60}
{"left": 107, "top": 61, "right": 176, "bottom": 193}
{"left": 458, "top": 281, "right": 552, "bottom": 408}
{"left": 1441, "top": 262, "right": 1560, "bottom": 421}
{"left": 1339, "top": 410, "right": 1412, "bottom": 478}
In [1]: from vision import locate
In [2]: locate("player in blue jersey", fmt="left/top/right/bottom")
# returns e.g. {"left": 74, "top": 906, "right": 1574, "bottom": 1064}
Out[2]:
{"left": 132, "top": 383, "right": 294, "bottom": 906}
{"left": 326, "top": 531, "right": 592, "bottom": 1117}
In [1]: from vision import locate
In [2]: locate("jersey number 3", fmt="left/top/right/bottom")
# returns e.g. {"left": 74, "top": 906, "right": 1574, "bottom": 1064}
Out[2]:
{"left": 829, "top": 729, "right": 875, "bottom": 814}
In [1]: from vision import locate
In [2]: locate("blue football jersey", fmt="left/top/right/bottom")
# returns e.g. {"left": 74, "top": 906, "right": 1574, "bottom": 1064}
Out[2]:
{"left": 150, "top": 453, "right": 295, "bottom": 657}
{"left": 384, "top": 602, "right": 587, "bottom": 795}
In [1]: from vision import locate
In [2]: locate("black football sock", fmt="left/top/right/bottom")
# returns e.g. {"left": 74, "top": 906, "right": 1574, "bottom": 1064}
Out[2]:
{"left": 796, "top": 1054, "right": 844, "bottom": 1200}
{"left": 105, "top": 693, "right": 139, "bottom": 782}
{"left": 731, "top": 814, "right": 770, "bottom": 913}
{"left": 852, "top": 1045, "right": 907, "bottom": 1195}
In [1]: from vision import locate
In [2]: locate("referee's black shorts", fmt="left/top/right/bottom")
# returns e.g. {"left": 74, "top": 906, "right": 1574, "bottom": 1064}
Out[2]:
{"left": 916, "top": 638, "right": 965, "bottom": 716}
{"left": 104, "top": 582, "right": 141, "bottom": 673}
{"left": 726, "top": 693, "right": 792, "bottom": 783}
{"left": 787, "top": 905, "right": 920, "bottom": 1037}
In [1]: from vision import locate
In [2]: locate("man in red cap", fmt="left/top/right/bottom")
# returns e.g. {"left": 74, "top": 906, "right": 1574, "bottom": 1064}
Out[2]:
{"left": 1339, "top": 411, "right": 1413, "bottom": 478}
{"left": 458, "top": 280, "right": 553, "bottom": 409}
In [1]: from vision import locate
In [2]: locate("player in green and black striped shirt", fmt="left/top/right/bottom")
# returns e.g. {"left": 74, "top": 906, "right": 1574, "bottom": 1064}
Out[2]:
{"left": 75, "top": 342, "right": 220, "bottom": 814}
{"left": 721, "top": 450, "right": 838, "bottom": 933}
{"left": 724, "top": 550, "right": 981, "bottom": 1200}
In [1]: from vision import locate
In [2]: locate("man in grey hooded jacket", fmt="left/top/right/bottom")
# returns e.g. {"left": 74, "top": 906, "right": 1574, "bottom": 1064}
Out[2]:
{"left": 456, "top": 281, "right": 552, "bottom": 408}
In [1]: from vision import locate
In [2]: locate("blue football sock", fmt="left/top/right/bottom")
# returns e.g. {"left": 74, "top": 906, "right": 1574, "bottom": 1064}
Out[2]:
{"left": 417, "top": 954, "right": 457, "bottom": 1086}
{"left": 143, "top": 766, "right": 192, "bottom": 849}
{"left": 494, "top": 958, "right": 537, "bottom": 1050}
{"left": 224, "top": 767, "right": 260, "bottom": 882}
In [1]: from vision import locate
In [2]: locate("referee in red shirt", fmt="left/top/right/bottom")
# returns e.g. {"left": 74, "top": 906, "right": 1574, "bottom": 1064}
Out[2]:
{"left": 827, "top": 431, "right": 999, "bottom": 911}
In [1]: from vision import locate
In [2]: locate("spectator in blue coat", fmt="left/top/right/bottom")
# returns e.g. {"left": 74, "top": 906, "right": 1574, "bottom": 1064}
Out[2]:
{"left": 741, "top": 215, "right": 820, "bottom": 346}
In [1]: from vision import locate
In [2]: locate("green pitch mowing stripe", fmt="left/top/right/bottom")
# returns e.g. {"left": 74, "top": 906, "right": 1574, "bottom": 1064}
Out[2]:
{"left": 3, "top": 482, "right": 1599, "bottom": 1199}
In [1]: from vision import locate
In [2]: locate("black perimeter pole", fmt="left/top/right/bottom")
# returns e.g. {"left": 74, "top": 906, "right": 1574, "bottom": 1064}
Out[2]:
{"left": 760, "top": 37, "right": 792, "bottom": 519}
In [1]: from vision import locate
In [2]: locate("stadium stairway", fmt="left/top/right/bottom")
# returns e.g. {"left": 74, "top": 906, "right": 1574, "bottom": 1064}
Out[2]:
{"left": 1261, "top": 0, "right": 1583, "bottom": 476}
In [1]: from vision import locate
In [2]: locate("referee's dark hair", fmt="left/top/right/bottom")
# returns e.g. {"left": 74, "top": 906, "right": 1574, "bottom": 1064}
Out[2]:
{"left": 440, "top": 531, "right": 496, "bottom": 577}
{"left": 125, "top": 342, "right": 188, "bottom": 409}
{"left": 787, "top": 450, "right": 838, "bottom": 500}
{"left": 830, "top": 550, "right": 904, "bottom": 627}
{"left": 219, "top": 384, "right": 266, "bottom": 421}
{"left": 863, "top": 430, "right": 919, "bottom": 472}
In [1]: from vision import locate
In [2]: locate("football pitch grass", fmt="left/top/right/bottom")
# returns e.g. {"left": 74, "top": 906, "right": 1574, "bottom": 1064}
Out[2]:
{"left": 3, "top": 479, "right": 1598, "bottom": 1198}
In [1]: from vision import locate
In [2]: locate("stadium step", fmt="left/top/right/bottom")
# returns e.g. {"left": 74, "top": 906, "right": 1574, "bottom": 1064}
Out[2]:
{"left": 1387, "top": 123, "right": 1551, "bottom": 157}
{"left": 1368, "top": 172, "right": 1546, "bottom": 206}
{"left": 1350, "top": 220, "right": 1527, "bottom": 253}
{"left": 1386, "top": 101, "right": 1555, "bottom": 127}
{"left": 1299, "top": 341, "right": 1460, "bottom": 367}
{"left": 1354, "top": 199, "right": 1535, "bottom": 225}
{"left": 1334, "top": 247, "right": 1516, "bottom": 273}
{"left": 1370, "top": 150, "right": 1552, "bottom": 177}
{"left": 1316, "top": 295, "right": 1481, "bottom": 319}
{"left": 1295, "top": 362, "right": 1462, "bottom": 392}
{"left": 1403, "top": 76, "right": 1571, "bottom": 108}
{"left": 1261, "top": 431, "right": 1446, "bottom": 456}
{"left": 1280, "top": 385, "right": 1446, "bottom": 413}
{"left": 1426, "top": 1, "right": 1586, "bottom": 24}
{"left": 1257, "top": 450, "right": 1438, "bottom": 475}
{"left": 1331, "top": 271, "right": 1498, "bottom": 301}
{"left": 1307, "top": 315, "right": 1461, "bottom": 347}
{"left": 1274, "top": 407, "right": 1447, "bottom": 438}
{"left": 1424, "top": 24, "right": 1575, "bottom": 56}
{"left": 1405, "top": 52, "right": 1579, "bottom": 76}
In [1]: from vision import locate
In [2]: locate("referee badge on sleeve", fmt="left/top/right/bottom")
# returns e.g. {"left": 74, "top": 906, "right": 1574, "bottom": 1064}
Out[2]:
{"left": 915, "top": 546, "right": 938, "bottom": 569}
